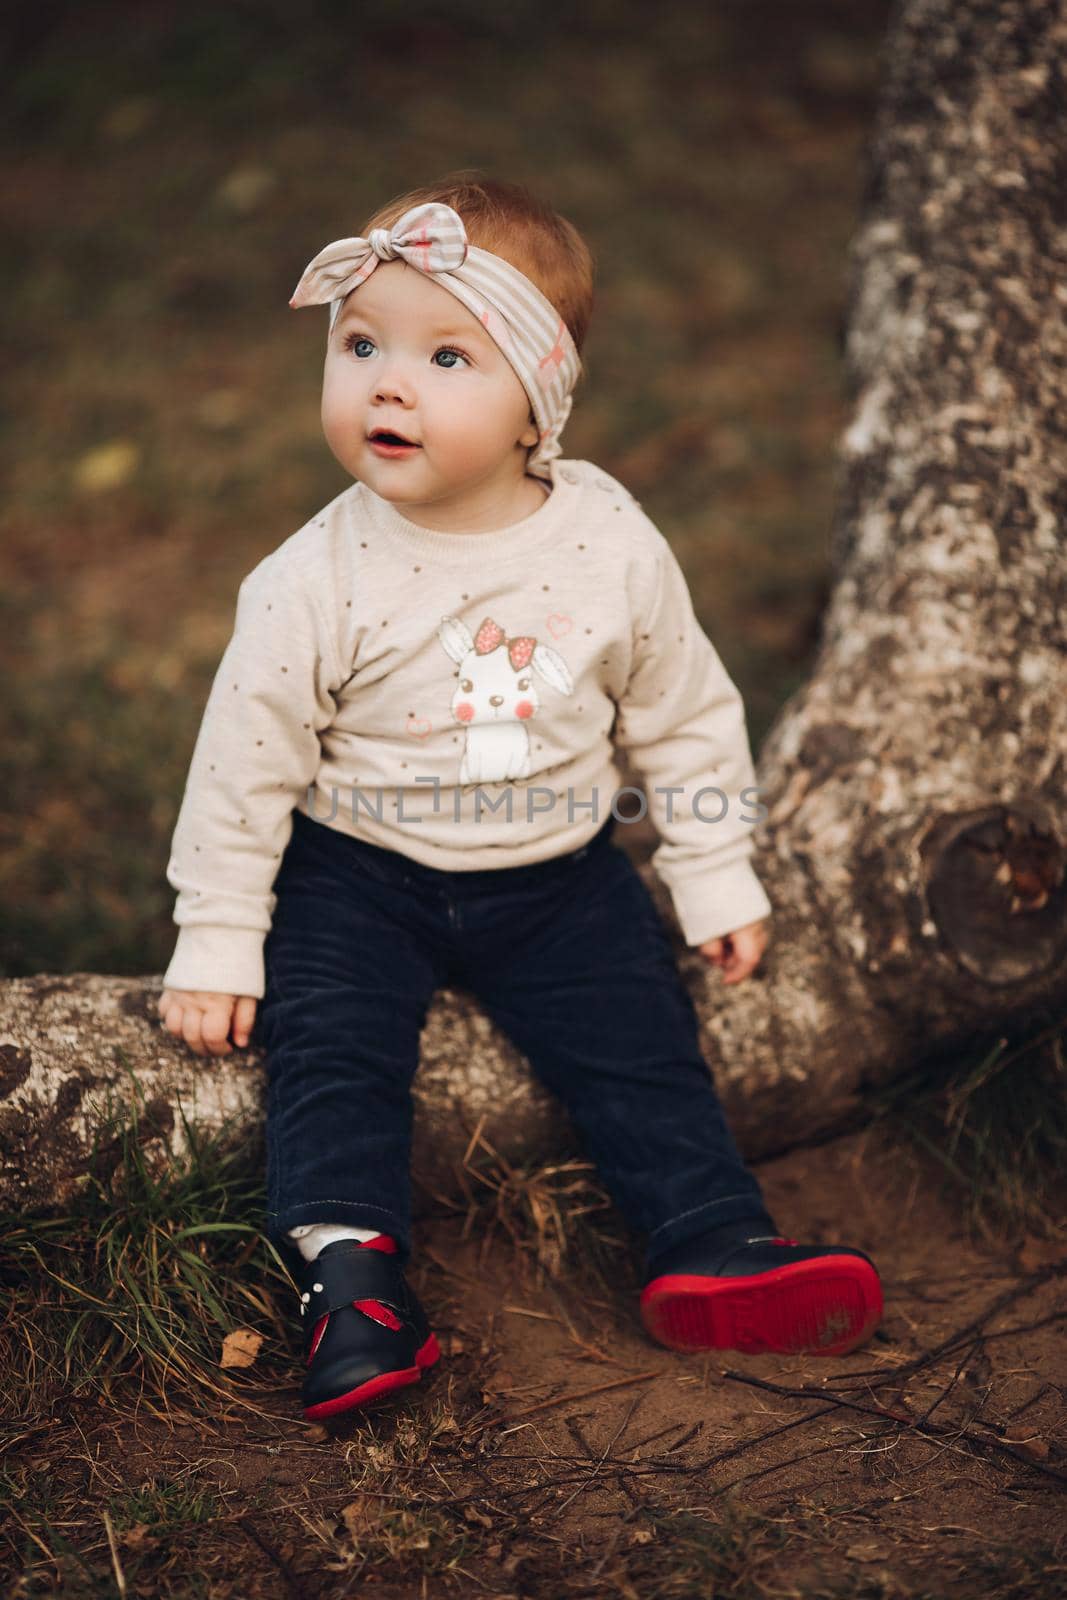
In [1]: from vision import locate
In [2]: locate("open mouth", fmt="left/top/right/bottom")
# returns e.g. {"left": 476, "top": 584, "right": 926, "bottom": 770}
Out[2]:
{"left": 368, "top": 429, "right": 420, "bottom": 448}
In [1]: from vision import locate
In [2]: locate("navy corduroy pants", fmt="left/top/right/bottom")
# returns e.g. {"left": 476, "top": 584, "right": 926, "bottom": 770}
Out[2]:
{"left": 253, "top": 807, "right": 773, "bottom": 1273}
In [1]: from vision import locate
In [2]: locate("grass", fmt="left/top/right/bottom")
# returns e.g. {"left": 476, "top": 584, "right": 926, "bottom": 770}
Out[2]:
{"left": 0, "top": 1089, "right": 637, "bottom": 1435}
{"left": 107, "top": 1477, "right": 221, "bottom": 1532}
{"left": 432, "top": 1121, "right": 638, "bottom": 1289}
{"left": 0, "top": 1094, "right": 297, "bottom": 1428}
{"left": 870, "top": 1009, "right": 1067, "bottom": 1243}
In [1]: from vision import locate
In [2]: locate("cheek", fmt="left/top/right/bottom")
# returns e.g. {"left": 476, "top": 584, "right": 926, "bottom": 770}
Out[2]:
{"left": 431, "top": 412, "right": 493, "bottom": 466}
{"left": 429, "top": 389, "right": 517, "bottom": 457}
{"left": 321, "top": 377, "right": 355, "bottom": 442}
{"left": 515, "top": 700, "right": 535, "bottom": 719}
{"left": 454, "top": 701, "right": 476, "bottom": 723}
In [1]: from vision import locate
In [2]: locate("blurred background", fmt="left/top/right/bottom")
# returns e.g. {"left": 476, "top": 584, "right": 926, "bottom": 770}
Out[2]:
{"left": 2, "top": 0, "right": 893, "bottom": 982}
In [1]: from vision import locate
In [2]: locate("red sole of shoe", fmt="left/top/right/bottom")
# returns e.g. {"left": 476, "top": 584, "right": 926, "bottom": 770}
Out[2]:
{"left": 303, "top": 1331, "right": 441, "bottom": 1421}
{"left": 640, "top": 1259, "right": 883, "bottom": 1357}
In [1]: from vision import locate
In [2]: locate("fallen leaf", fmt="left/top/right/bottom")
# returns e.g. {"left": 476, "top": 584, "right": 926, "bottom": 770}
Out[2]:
{"left": 1016, "top": 1235, "right": 1067, "bottom": 1271}
{"left": 342, "top": 1497, "right": 379, "bottom": 1539}
{"left": 197, "top": 389, "right": 246, "bottom": 430}
{"left": 119, "top": 1522, "right": 159, "bottom": 1552}
{"left": 217, "top": 166, "right": 277, "bottom": 212}
{"left": 1004, "top": 1434, "right": 1051, "bottom": 1462}
{"left": 220, "top": 1327, "right": 263, "bottom": 1369}
{"left": 74, "top": 440, "right": 140, "bottom": 494}
{"left": 846, "top": 1544, "right": 889, "bottom": 1563}
{"left": 101, "top": 97, "right": 155, "bottom": 140}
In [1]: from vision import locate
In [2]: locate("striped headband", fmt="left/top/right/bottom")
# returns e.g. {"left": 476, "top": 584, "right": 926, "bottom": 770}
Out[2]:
{"left": 288, "top": 201, "right": 581, "bottom": 480}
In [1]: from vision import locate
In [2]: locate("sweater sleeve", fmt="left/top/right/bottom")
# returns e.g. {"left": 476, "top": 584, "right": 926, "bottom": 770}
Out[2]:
{"left": 161, "top": 552, "right": 344, "bottom": 1000}
{"left": 614, "top": 534, "right": 772, "bottom": 946}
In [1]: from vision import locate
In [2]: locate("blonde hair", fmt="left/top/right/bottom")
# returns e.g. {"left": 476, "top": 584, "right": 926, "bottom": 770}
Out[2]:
{"left": 360, "top": 169, "right": 596, "bottom": 359}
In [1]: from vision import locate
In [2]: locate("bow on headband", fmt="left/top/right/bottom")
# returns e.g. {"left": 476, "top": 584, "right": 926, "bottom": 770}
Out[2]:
{"left": 288, "top": 201, "right": 581, "bottom": 480}
{"left": 289, "top": 202, "right": 469, "bottom": 300}
{"left": 474, "top": 617, "right": 535, "bottom": 672}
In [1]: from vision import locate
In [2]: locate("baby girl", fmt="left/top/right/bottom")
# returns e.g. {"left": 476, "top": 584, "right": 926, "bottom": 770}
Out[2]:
{"left": 158, "top": 173, "right": 882, "bottom": 1421}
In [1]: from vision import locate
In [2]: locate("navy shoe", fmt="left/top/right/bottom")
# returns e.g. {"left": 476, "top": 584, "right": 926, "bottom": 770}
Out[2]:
{"left": 296, "top": 1239, "right": 440, "bottom": 1420}
{"left": 641, "top": 1226, "right": 883, "bottom": 1358}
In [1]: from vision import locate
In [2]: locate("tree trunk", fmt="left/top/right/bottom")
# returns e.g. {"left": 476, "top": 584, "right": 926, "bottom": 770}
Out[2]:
{"left": 728, "top": 0, "right": 1067, "bottom": 1145}
{"left": 3, "top": 0, "right": 1065, "bottom": 1213}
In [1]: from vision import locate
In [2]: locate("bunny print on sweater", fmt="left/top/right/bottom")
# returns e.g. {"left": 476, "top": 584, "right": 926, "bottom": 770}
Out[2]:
{"left": 438, "top": 613, "right": 574, "bottom": 785}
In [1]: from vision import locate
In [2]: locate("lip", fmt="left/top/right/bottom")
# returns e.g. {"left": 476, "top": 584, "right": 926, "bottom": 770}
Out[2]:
{"left": 367, "top": 428, "right": 421, "bottom": 457}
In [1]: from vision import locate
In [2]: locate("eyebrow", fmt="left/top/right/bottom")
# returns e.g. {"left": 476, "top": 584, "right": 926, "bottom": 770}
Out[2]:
{"left": 337, "top": 305, "right": 480, "bottom": 340}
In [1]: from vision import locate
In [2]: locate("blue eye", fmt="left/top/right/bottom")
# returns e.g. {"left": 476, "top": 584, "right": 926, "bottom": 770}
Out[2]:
{"left": 342, "top": 333, "right": 469, "bottom": 366}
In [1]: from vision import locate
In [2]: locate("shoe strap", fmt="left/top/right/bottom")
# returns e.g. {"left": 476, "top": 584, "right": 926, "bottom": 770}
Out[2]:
{"left": 709, "top": 1238, "right": 860, "bottom": 1275}
{"left": 703, "top": 1235, "right": 782, "bottom": 1275}
{"left": 298, "top": 1247, "right": 408, "bottom": 1322}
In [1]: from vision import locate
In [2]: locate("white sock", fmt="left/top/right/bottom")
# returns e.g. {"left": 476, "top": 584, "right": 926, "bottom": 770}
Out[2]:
{"left": 288, "top": 1223, "right": 382, "bottom": 1263}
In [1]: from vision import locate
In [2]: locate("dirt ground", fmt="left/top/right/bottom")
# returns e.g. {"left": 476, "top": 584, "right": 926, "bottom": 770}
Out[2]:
{"left": 6, "top": 1124, "right": 1065, "bottom": 1599}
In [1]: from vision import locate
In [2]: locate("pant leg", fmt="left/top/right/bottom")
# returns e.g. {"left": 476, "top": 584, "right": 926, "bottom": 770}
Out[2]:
{"left": 453, "top": 833, "right": 774, "bottom": 1264}
{"left": 253, "top": 810, "right": 449, "bottom": 1269}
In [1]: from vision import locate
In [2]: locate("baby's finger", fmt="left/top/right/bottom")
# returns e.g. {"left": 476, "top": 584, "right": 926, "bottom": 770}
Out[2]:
{"left": 232, "top": 995, "right": 258, "bottom": 1047}
{"left": 159, "top": 989, "right": 182, "bottom": 1020}
{"left": 181, "top": 1006, "right": 207, "bottom": 1058}
{"left": 201, "top": 1012, "right": 233, "bottom": 1055}
{"left": 725, "top": 948, "right": 759, "bottom": 983}
{"left": 720, "top": 946, "right": 746, "bottom": 980}
{"left": 160, "top": 999, "right": 184, "bottom": 1037}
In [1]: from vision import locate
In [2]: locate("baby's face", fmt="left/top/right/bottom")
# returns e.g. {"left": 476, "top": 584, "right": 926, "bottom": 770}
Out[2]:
{"left": 451, "top": 639, "right": 539, "bottom": 729}
{"left": 321, "top": 261, "right": 539, "bottom": 525}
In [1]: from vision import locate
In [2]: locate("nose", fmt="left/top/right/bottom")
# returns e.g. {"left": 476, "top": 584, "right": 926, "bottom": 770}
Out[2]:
{"left": 371, "top": 358, "right": 416, "bottom": 405}
{"left": 373, "top": 374, "right": 413, "bottom": 403}
{"left": 489, "top": 695, "right": 504, "bottom": 707}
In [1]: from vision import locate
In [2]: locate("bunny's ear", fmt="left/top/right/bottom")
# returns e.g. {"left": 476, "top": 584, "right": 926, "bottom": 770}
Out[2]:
{"left": 438, "top": 614, "right": 474, "bottom": 664}
{"left": 531, "top": 643, "right": 574, "bottom": 697}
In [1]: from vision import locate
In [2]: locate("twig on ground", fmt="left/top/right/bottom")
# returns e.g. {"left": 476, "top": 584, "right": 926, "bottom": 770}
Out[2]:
{"left": 716, "top": 1368, "right": 1067, "bottom": 1487}
{"left": 828, "top": 1260, "right": 1067, "bottom": 1389}
{"left": 501, "top": 1370, "right": 659, "bottom": 1420}
{"left": 550, "top": 1395, "right": 644, "bottom": 1519}
{"left": 100, "top": 1511, "right": 126, "bottom": 1600}
{"left": 237, "top": 1515, "right": 308, "bottom": 1599}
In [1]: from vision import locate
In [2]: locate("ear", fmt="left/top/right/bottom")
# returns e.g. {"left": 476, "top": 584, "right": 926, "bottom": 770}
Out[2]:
{"left": 438, "top": 614, "right": 474, "bottom": 664}
{"left": 531, "top": 643, "right": 574, "bottom": 697}
{"left": 519, "top": 410, "right": 539, "bottom": 449}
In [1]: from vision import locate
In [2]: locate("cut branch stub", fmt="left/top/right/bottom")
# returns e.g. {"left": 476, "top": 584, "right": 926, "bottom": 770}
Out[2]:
{"left": 922, "top": 804, "right": 1067, "bottom": 986}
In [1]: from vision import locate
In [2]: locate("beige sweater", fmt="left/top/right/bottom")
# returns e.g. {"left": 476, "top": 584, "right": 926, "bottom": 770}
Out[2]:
{"left": 163, "top": 458, "right": 772, "bottom": 999}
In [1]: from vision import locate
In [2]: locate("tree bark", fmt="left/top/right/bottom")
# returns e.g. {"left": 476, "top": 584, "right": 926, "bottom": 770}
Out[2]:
{"left": 3, "top": 0, "right": 1066, "bottom": 1213}
{"left": 737, "top": 0, "right": 1067, "bottom": 1142}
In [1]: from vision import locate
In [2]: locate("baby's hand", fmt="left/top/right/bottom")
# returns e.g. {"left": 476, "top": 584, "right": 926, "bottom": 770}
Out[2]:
{"left": 698, "top": 919, "right": 768, "bottom": 984}
{"left": 157, "top": 989, "right": 258, "bottom": 1057}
